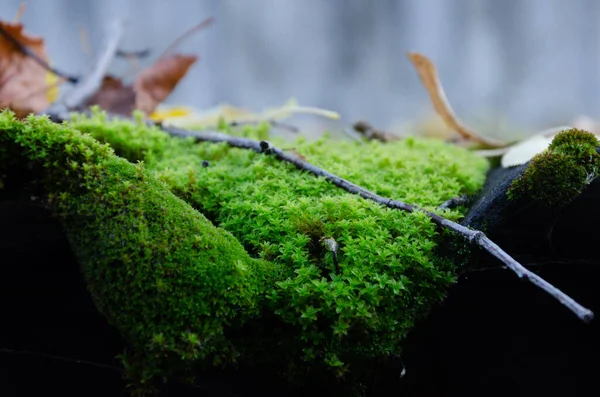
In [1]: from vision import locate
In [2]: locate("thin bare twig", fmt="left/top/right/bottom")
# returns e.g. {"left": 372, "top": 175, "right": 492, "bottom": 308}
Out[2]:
{"left": 61, "top": 19, "right": 125, "bottom": 110}
{"left": 158, "top": 17, "right": 214, "bottom": 60}
{"left": 46, "top": 111, "right": 595, "bottom": 323}
{"left": 176, "top": 131, "right": 594, "bottom": 323}
{"left": 0, "top": 24, "right": 78, "bottom": 84}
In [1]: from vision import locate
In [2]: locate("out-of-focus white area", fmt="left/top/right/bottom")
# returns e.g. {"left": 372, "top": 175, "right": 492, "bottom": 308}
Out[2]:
{"left": 2, "top": 0, "right": 600, "bottom": 140}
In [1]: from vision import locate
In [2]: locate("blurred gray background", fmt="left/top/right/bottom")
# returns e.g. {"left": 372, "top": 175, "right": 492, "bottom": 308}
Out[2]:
{"left": 2, "top": 0, "right": 599, "bottom": 137}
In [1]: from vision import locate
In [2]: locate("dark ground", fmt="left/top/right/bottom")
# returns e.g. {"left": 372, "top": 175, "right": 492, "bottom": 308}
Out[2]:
{"left": 1, "top": 188, "right": 598, "bottom": 396}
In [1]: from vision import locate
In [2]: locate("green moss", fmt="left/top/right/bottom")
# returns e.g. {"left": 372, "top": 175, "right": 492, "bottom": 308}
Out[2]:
{"left": 0, "top": 110, "right": 276, "bottom": 391}
{"left": 508, "top": 128, "right": 600, "bottom": 208}
{"left": 1, "top": 108, "right": 490, "bottom": 393}
{"left": 64, "top": 109, "right": 489, "bottom": 382}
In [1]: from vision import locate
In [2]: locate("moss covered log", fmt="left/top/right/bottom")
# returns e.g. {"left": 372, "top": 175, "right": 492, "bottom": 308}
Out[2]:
{"left": 1, "top": 109, "right": 489, "bottom": 393}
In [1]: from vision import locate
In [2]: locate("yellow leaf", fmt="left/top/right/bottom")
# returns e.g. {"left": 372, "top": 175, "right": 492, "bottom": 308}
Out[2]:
{"left": 45, "top": 69, "right": 59, "bottom": 103}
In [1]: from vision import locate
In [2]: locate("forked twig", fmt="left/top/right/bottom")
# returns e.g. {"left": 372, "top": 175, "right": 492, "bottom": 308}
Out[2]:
{"left": 46, "top": 111, "right": 594, "bottom": 322}
{"left": 62, "top": 19, "right": 125, "bottom": 110}
{"left": 158, "top": 17, "right": 214, "bottom": 60}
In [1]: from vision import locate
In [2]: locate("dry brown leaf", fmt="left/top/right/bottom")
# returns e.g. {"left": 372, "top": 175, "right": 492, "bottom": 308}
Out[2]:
{"left": 83, "top": 18, "right": 210, "bottom": 116}
{"left": 0, "top": 21, "right": 53, "bottom": 117}
{"left": 85, "top": 55, "right": 197, "bottom": 116}
{"left": 84, "top": 75, "right": 136, "bottom": 115}
{"left": 133, "top": 54, "right": 197, "bottom": 115}
{"left": 407, "top": 52, "right": 506, "bottom": 148}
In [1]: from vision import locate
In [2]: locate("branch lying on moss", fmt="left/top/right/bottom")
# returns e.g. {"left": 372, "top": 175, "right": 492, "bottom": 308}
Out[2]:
{"left": 47, "top": 111, "right": 595, "bottom": 323}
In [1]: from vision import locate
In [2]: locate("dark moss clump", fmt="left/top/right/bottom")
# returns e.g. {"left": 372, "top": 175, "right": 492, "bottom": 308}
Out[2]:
{"left": 548, "top": 128, "right": 600, "bottom": 155}
{"left": 0, "top": 111, "right": 276, "bottom": 393}
{"left": 508, "top": 128, "right": 600, "bottom": 209}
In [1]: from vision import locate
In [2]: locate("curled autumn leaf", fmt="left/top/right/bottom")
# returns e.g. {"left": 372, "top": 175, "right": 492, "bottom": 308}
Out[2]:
{"left": 0, "top": 21, "right": 55, "bottom": 117}
{"left": 407, "top": 52, "right": 506, "bottom": 148}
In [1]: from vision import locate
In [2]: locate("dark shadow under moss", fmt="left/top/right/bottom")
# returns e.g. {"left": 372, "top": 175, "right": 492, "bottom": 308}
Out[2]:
{"left": 2, "top": 198, "right": 598, "bottom": 397}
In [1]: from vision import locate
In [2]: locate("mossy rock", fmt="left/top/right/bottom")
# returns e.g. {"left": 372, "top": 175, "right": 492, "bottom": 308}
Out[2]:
{"left": 0, "top": 109, "right": 489, "bottom": 394}
{"left": 463, "top": 128, "right": 600, "bottom": 256}
{"left": 507, "top": 128, "right": 600, "bottom": 209}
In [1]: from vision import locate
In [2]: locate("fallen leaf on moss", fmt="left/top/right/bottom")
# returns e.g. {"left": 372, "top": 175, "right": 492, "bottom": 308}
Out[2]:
{"left": 0, "top": 21, "right": 57, "bottom": 117}
{"left": 407, "top": 52, "right": 506, "bottom": 148}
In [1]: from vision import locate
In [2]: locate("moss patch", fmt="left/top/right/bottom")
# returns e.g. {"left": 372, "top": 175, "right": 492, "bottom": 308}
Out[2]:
{"left": 1, "top": 109, "right": 489, "bottom": 393}
{"left": 67, "top": 111, "right": 488, "bottom": 376}
{"left": 508, "top": 128, "right": 600, "bottom": 209}
{"left": 0, "top": 111, "right": 275, "bottom": 391}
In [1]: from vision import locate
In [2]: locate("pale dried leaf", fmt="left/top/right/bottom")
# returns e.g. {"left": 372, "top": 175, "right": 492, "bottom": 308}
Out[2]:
{"left": 571, "top": 115, "right": 599, "bottom": 135}
{"left": 407, "top": 52, "right": 506, "bottom": 148}
{"left": 499, "top": 126, "right": 575, "bottom": 168}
